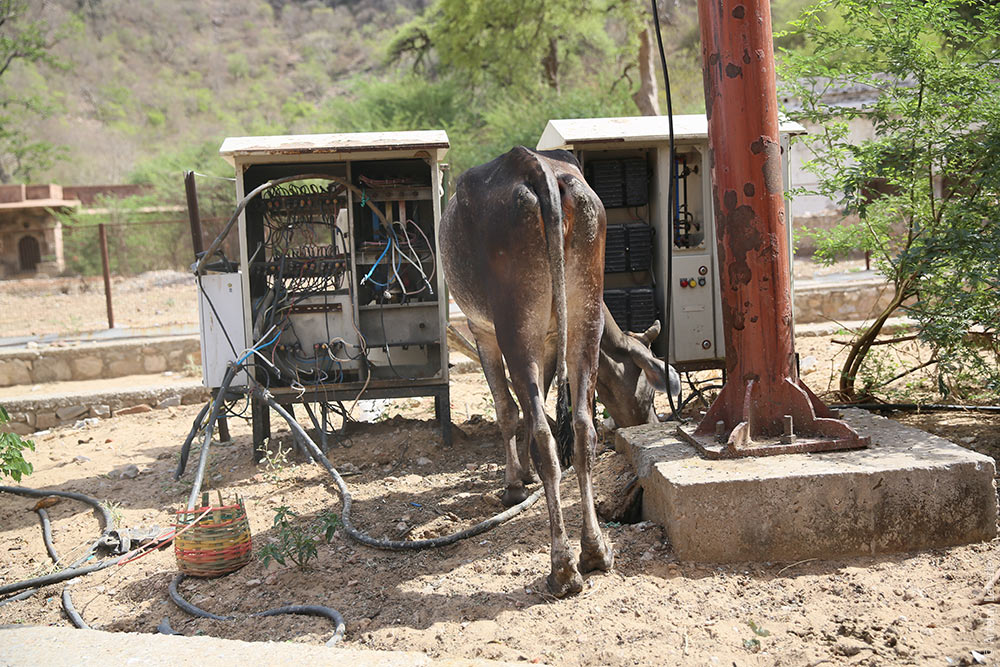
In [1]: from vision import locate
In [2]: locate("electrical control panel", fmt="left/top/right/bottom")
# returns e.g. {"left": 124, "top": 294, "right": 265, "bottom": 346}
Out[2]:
{"left": 209, "top": 131, "right": 452, "bottom": 449}
{"left": 537, "top": 115, "right": 802, "bottom": 370}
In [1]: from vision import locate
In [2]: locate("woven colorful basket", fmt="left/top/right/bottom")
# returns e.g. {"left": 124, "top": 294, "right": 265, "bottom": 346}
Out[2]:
{"left": 174, "top": 492, "right": 252, "bottom": 577}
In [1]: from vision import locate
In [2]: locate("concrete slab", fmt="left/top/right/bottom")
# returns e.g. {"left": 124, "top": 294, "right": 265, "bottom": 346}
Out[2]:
{"left": 0, "top": 625, "right": 527, "bottom": 667}
{"left": 615, "top": 409, "right": 998, "bottom": 562}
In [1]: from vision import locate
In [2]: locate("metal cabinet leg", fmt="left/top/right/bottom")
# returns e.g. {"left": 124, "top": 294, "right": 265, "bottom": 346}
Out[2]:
{"left": 435, "top": 389, "right": 452, "bottom": 446}
{"left": 218, "top": 416, "right": 231, "bottom": 443}
{"left": 252, "top": 394, "right": 270, "bottom": 463}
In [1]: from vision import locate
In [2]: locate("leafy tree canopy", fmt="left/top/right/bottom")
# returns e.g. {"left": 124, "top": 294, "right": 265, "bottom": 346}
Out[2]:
{"left": 780, "top": 0, "right": 1000, "bottom": 400}
{"left": 0, "top": 0, "right": 78, "bottom": 182}
{"left": 389, "top": 0, "right": 644, "bottom": 94}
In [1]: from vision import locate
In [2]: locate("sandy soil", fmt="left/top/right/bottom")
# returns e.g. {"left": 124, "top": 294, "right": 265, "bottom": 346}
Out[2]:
{"left": 0, "top": 272, "right": 196, "bottom": 338}
{"left": 1, "top": 360, "right": 998, "bottom": 666}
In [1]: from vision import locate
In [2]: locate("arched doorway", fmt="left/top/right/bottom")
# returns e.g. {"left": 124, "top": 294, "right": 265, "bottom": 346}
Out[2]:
{"left": 18, "top": 235, "right": 41, "bottom": 272}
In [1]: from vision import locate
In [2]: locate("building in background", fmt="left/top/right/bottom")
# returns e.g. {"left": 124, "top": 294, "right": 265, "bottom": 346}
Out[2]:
{"left": 0, "top": 184, "right": 78, "bottom": 277}
{"left": 0, "top": 184, "right": 150, "bottom": 278}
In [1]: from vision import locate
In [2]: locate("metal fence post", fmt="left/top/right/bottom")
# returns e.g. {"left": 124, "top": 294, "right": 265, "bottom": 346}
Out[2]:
{"left": 98, "top": 223, "right": 114, "bottom": 329}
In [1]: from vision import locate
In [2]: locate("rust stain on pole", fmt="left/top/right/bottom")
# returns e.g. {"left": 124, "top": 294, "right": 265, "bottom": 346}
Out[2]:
{"left": 679, "top": 0, "right": 868, "bottom": 458}
{"left": 98, "top": 223, "right": 114, "bottom": 329}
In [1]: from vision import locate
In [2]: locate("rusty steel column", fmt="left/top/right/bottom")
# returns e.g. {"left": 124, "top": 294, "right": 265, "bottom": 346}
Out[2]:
{"left": 679, "top": 0, "right": 868, "bottom": 457}
{"left": 98, "top": 223, "right": 114, "bottom": 329}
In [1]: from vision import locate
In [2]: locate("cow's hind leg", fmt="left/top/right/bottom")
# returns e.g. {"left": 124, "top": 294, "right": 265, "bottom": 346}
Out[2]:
{"left": 510, "top": 361, "right": 582, "bottom": 597}
{"left": 572, "top": 358, "right": 614, "bottom": 574}
{"left": 470, "top": 323, "right": 529, "bottom": 507}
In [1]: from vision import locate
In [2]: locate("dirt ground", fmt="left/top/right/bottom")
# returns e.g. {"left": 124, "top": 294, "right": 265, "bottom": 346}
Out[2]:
{"left": 1, "top": 267, "right": 998, "bottom": 666}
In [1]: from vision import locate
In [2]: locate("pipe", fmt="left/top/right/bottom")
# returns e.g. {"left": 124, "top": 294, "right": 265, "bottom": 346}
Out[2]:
{"left": 168, "top": 574, "right": 233, "bottom": 621}
{"left": 167, "top": 574, "right": 346, "bottom": 647}
{"left": 61, "top": 589, "right": 90, "bottom": 629}
{"left": 175, "top": 400, "right": 212, "bottom": 480}
{"left": 186, "top": 365, "right": 239, "bottom": 510}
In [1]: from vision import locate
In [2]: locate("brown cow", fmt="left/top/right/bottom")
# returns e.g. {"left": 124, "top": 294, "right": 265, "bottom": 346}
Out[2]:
{"left": 442, "top": 146, "right": 619, "bottom": 597}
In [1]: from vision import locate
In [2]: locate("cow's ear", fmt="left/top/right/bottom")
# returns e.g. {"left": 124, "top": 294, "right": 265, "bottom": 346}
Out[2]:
{"left": 627, "top": 341, "right": 668, "bottom": 393}
{"left": 627, "top": 340, "right": 681, "bottom": 398}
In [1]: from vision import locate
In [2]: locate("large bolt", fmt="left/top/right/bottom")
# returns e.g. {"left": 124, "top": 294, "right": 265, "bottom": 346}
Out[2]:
{"left": 715, "top": 420, "right": 726, "bottom": 444}
{"left": 780, "top": 415, "right": 795, "bottom": 444}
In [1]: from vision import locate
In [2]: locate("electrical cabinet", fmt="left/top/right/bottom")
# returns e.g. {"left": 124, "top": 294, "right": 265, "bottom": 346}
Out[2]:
{"left": 197, "top": 271, "right": 248, "bottom": 388}
{"left": 537, "top": 115, "right": 804, "bottom": 371}
{"left": 210, "top": 131, "right": 451, "bottom": 453}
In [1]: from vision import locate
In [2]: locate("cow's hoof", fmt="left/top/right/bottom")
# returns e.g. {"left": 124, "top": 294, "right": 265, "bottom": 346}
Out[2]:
{"left": 501, "top": 485, "right": 530, "bottom": 507}
{"left": 580, "top": 539, "right": 614, "bottom": 574}
{"left": 546, "top": 566, "right": 584, "bottom": 598}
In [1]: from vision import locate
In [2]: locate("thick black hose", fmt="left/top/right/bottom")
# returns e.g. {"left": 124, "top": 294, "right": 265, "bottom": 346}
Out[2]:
{"left": 168, "top": 575, "right": 345, "bottom": 647}
{"left": 0, "top": 486, "right": 114, "bottom": 537}
{"left": 0, "top": 557, "right": 121, "bottom": 597}
{"left": 61, "top": 589, "right": 90, "bottom": 629}
{"left": 0, "top": 486, "right": 119, "bottom": 602}
{"left": 187, "top": 365, "right": 239, "bottom": 510}
{"left": 157, "top": 617, "right": 182, "bottom": 635}
{"left": 37, "top": 508, "right": 59, "bottom": 563}
{"left": 254, "top": 386, "right": 553, "bottom": 551}
{"left": 168, "top": 574, "right": 233, "bottom": 621}
{"left": 176, "top": 400, "right": 212, "bottom": 480}
{"left": 255, "top": 605, "right": 346, "bottom": 647}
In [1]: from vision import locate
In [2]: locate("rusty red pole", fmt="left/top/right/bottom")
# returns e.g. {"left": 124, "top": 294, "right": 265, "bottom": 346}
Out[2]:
{"left": 98, "top": 223, "right": 115, "bottom": 329}
{"left": 682, "top": 0, "right": 867, "bottom": 457}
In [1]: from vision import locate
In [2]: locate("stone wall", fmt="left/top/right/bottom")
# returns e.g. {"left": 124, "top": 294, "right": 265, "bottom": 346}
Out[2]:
{"left": 2, "top": 383, "right": 210, "bottom": 435}
{"left": 0, "top": 336, "right": 201, "bottom": 387}
{"left": 793, "top": 278, "right": 899, "bottom": 325}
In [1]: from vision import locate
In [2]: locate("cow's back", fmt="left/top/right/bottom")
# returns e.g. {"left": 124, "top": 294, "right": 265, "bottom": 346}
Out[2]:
{"left": 441, "top": 146, "right": 601, "bottom": 335}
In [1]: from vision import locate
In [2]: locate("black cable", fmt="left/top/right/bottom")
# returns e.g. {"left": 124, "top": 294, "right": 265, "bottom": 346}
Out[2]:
{"left": 185, "top": 365, "right": 243, "bottom": 510}
{"left": 0, "top": 556, "right": 122, "bottom": 598}
{"left": 37, "top": 508, "right": 59, "bottom": 563}
{"left": 168, "top": 574, "right": 345, "bottom": 647}
{"left": 61, "top": 589, "right": 90, "bottom": 629}
{"left": 168, "top": 574, "right": 233, "bottom": 621}
{"left": 175, "top": 400, "right": 212, "bottom": 480}
{"left": 651, "top": 0, "right": 682, "bottom": 422}
{"left": 0, "top": 486, "right": 125, "bottom": 601}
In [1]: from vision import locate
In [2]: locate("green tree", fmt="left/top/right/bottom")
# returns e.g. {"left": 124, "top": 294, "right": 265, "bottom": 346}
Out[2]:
{"left": 0, "top": 0, "right": 76, "bottom": 182}
{"left": 389, "top": 0, "right": 643, "bottom": 95}
{"left": 780, "top": 0, "right": 1000, "bottom": 400}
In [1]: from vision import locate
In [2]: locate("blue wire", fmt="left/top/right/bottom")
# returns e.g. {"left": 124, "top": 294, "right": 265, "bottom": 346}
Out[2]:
{"left": 235, "top": 327, "right": 282, "bottom": 367}
{"left": 362, "top": 237, "right": 393, "bottom": 287}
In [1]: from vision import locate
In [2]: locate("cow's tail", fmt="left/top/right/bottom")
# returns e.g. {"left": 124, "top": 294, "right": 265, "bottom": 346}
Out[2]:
{"left": 525, "top": 148, "right": 573, "bottom": 469}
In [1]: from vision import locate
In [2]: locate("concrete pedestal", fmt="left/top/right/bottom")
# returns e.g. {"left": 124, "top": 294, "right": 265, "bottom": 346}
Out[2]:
{"left": 615, "top": 409, "right": 997, "bottom": 562}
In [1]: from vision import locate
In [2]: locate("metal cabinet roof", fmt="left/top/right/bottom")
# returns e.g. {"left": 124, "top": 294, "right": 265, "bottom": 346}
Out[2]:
{"left": 219, "top": 130, "right": 450, "bottom": 165}
{"left": 537, "top": 114, "right": 806, "bottom": 150}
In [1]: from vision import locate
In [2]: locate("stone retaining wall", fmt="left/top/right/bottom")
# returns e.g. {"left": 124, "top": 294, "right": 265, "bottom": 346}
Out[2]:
{"left": 0, "top": 336, "right": 200, "bottom": 387}
{"left": 793, "top": 278, "right": 897, "bottom": 325}
{"left": 2, "top": 382, "right": 210, "bottom": 435}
